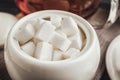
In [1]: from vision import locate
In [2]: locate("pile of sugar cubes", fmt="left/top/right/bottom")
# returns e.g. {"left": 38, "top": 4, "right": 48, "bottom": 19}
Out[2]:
{"left": 14, "top": 15, "right": 85, "bottom": 61}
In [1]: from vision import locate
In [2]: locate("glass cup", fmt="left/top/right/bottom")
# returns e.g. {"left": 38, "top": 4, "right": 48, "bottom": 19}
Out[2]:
{"left": 88, "top": 0, "right": 119, "bottom": 29}
{"left": 16, "top": 0, "right": 100, "bottom": 18}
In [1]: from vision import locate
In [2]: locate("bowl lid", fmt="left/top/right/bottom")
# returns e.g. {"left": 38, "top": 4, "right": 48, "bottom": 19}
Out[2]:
{"left": 106, "top": 35, "right": 120, "bottom": 80}
{"left": 0, "top": 12, "right": 18, "bottom": 48}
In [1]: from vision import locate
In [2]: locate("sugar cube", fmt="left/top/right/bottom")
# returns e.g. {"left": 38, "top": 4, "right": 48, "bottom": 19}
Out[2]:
{"left": 63, "top": 48, "right": 80, "bottom": 58}
{"left": 53, "top": 50, "right": 64, "bottom": 61}
{"left": 69, "top": 33, "right": 82, "bottom": 49}
{"left": 56, "top": 28, "right": 67, "bottom": 38}
{"left": 34, "top": 22, "right": 56, "bottom": 42}
{"left": 49, "top": 32, "right": 71, "bottom": 52}
{"left": 21, "top": 41, "right": 35, "bottom": 56}
{"left": 14, "top": 23, "right": 35, "bottom": 44}
{"left": 61, "top": 17, "right": 79, "bottom": 36}
{"left": 50, "top": 15, "right": 62, "bottom": 28}
{"left": 34, "top": 42, "right": 53, "bottom": 61}
{"left": 28, "top": 18, "right": 38, "bottom": 27}
{"left": 34, "top": 19, "right": 46, "bottom": 31}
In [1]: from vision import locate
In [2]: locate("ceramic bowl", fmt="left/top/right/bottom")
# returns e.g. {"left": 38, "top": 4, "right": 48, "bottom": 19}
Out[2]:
{"left": 4, "top": 10, "right": 100, "bottom": 80}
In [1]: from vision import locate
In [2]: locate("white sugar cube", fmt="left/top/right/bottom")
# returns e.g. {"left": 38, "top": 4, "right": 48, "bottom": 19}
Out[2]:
{"left": 28, "top": 18, "right": 50, "bottom": 31}
{"left": 13, "top": 39, "right": 21, "bottom": 49}
{"left": 28, "top": 18, "right": 38, "bottom": 27}
{"left": 69, "top": 33, "right": 82, "bottom": 49}
{"left": 63, "top": 48, "right": 80, "bottom": 58}
{"left": 53, "top": 50, "right": 64, "bottom": 61}
{"left": 34, "top": 19, "right": 45, "bottom": 31}
{"left": 34, "top": 42, "right": 53, "bottom": 61}
{"left": 56, "top": 28, "right": 67, "bottom": 38}
{"left": 49, "top": 32, "right": 71, "bottom": 52}
{"left": 32, "top": 38, "right": 41, "bottom": 45}
{"left": 61, "top": 17, "right": 79, "bottom": 36}
{"left": 50, "top": 15, "right": 62, "bottom": 28}
{"left": 34, "top": 22, "right": 56, "bottom": 42}
{"left": 14, "top": 23, "right": 35, "bottom": 44}
{"left": 21, "top": 41, "right": 35, "bottom": 56}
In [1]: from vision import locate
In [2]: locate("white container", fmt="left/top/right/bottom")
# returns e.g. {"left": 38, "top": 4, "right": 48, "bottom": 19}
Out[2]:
{"left": 4, "top": 10, "right": 100, "bottom": 80}
{"left": 106, "top": 35, "right": 120, "bottom": 80}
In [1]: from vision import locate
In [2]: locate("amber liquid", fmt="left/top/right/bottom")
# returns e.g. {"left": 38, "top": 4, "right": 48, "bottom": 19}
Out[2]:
{"left": 17, "top": 0, "right": 100, "bottom": 18}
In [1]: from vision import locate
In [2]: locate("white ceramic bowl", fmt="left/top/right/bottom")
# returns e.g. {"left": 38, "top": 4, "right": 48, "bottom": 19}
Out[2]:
{"left": 4, "top": 10, "right": 100, "bottom": 80}
{"left": 106, "top": 35, "right": 120, "bottom": 80}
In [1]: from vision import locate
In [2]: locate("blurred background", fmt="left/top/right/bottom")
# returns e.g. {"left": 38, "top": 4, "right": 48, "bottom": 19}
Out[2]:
{"left": 0, "top": 0, "right": 110, "bottom": 17}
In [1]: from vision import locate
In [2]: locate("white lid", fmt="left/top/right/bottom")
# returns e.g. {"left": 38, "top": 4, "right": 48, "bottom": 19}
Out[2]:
{"left": 0, "top": 12, "right": 18, "bottom": 48}
{"left": 106, "top": 35, "right": 120, "bottom": 80}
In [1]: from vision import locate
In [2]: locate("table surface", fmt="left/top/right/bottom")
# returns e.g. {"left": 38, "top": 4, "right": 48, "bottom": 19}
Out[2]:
{"left": 0, "top": 0, "right": 119, "bottom": 80}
